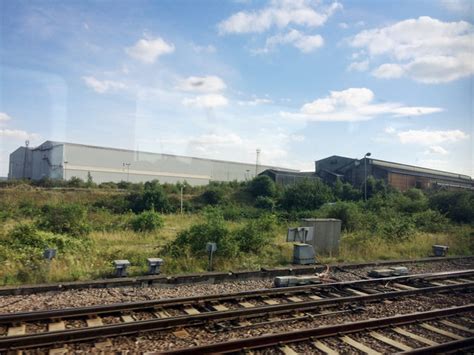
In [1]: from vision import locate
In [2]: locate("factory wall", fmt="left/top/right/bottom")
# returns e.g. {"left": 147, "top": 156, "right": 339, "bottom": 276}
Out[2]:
{"left": 9, "top": 141, "right": 292, "bottom": 185}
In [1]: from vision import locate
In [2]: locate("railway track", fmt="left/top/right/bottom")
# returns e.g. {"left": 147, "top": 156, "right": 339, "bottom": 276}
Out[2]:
{"left": 161, "top": 304, "right": 474, "bottom": 354}
{"left": 1, "top": 255, "right": 471, "bottom": 296}
{"left": 0, "top": 269, "right": 473, "bottom": 351}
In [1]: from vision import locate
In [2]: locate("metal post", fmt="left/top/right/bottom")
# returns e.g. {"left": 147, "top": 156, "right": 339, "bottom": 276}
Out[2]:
{"left": 364, "top": 152, "right": 371, "bottom": 201}
{"left": 364, "top": 158, "right": 367, "bottom": 202}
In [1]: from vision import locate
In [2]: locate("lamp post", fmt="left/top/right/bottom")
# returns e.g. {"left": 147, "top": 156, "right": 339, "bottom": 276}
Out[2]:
{"left": 364, "top": 152, "right": 371, "bottom": 201}
{"left": 123, "top": 163, "right": 131, "bottom": 182}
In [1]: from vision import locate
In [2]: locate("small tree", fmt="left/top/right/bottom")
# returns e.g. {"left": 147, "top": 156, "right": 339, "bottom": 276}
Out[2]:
{"left": 248, "top": 175, "right": 276, "bottom": 198}
{"left": 131, "top": 210, "right": 164, "bottom": 232}
{"left": 37, "top": 203, "right": 91, "bottom": 237}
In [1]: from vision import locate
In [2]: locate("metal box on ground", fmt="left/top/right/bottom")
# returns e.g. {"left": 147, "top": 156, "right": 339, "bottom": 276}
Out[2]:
{"left": 432, "top": 245, "right": 448, "bottom": 257}
{"left": 113, "top": 260, "right": 131, "bottom": 277}
{"left": 300, "top": 218, "right": 342, "bottom": 257}
{"left": 293, "top": 243, "right": 316, "bottom": 265}
{"left": 147, "top": 258, "right": 164, "bottom": 275}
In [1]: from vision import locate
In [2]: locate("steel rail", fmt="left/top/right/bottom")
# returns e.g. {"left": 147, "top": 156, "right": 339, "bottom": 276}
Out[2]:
{"left": 159, "top": 304, "right": 474, "bottom": 354}
{"left": 0, "top": 282, "right": 472, "bottom": 351}
{"left": 0, "top": 255, "right": 471, "bottom": 296}
{"left": 0, "top": 269, "right": 472, "bottom": 324}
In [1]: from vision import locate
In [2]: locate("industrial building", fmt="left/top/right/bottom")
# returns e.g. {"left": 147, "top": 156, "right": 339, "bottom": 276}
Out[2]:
{"left": 8, "top": 141, "right": 296, "bottom": 185}
{"left": 259, "top": 155, "right": 473, "bottom": 191}
{"left": 315, "top": 155, "right": 474, "bottom": 191}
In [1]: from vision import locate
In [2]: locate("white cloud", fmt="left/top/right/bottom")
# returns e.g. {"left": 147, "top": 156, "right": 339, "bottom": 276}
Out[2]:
{"left": 178, "top": 76, "right": 226, "bottom": 93}
{"left": 397, "top": 129, "right": 469, "bottom": 145}
{"left": 218, "top": 0, "right": 342, "bottom": 34}
{"left": 238, "top": 98, "right": 273, "bottom": 105}
{"left": 282, "top": 87, "right": 443, "bottom": 122}
{"left": 427, "top": 145, "right": 449, "bottom": 155}
{"left": 260, "top": 29, "right": 324, "bottom": 53}
{"left": 192, "top": 44, "right": 217, "bottom": 54}
{"left": 347, "top": 59, "right": 369, "bottom": 72}
{"left": 349, "top": 16, "right": 474, "bottom": 83}
{"left": 372, "top": 63, "right": 404, "bottom": 78}
{"left": 125, "top": 36, "right": 175, "bottom": 63}
{"left": 0, "top": 129, "right": 40, "bottom": 141}
{"left": 0, "top": 112, "right": 12, "bottom": 123}
{"left": 82, "top": 76, "right": 127, "bottom": 94}
{"left": 182, "top": 94, "right": 229, "bottom": 109}
{"left": 440, "top": 0, "right": 472, "bottom": 13}
{"left": 339, "top": 22, "right": 349, "bottom": 29}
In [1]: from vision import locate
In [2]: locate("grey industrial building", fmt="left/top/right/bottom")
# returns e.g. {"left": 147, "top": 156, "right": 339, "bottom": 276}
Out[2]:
{"left": 260, "top": 155, "right": 473, "bottom": 191}
{"left": 315, "top": 155, "right": 474, "bottom": 191}
{"left": 8, "top": 141, "right": 296, "bottom": 185}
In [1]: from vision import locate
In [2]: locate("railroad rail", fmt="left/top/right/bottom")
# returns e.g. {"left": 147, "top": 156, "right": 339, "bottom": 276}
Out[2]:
{"left": 0, "top": 255, "right": 472, "bottom": 296}
{"left": 161, "top": 304, "right": 474, "bottom": 354}
{"left": 0, "top": 269, "right": 473, "bottom": 351}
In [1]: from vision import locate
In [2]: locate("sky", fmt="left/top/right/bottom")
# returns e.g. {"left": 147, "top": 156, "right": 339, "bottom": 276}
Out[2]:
{"left": 0, "top": 0, "right": 473, "bottom": 177}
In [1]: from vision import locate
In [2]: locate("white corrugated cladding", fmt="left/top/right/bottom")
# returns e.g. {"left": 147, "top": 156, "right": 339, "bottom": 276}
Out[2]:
{"left": 10, "top": 141, "right": 297, "bottom": 185}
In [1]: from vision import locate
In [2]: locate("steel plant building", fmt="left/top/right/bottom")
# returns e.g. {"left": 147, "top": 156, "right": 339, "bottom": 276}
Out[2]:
{"left": 315, "top": 155, "right": 474, "bottom": 191}
{"left": 259, "top": 155, "right": 473, "bottom": 191}
{"left": 8, "top": 141, "right": 296, "bottom": 185}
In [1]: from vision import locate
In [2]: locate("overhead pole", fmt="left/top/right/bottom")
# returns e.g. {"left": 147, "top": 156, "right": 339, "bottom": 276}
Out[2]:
{"left": 255, "top": 148, "right": 261, "bottom": 177}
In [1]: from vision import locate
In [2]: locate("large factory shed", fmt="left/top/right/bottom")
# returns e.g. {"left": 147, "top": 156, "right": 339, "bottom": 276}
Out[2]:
{"left": 315, "top": 155, "right": 473, "bottom": 191}
{"left": 8, "top": 141, "right": 296, "bottom": 186}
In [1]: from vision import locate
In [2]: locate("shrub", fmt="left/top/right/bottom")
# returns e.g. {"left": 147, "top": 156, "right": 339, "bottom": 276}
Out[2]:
{"left": 280, "top": 179, "right": 333, "bottom": 211}
{"left": 201, "top": 187, "right": 225, "bottom": 205}
{"left": 412, "top": 209, "right": 449, "bottom": 233}
{"left": 37, "top": 203, "right": 91, "bottom": 237}
{"left": 380, "top": 217, "right": 415, "bottom": 241}
{"left": 255, "top": 196, "right": 275, "bottom": 210}
{"left": 233, "top": 214, "right": 277, "bottom": 253}
{"left": 127, "top": 180, "right": 171, "bottom": 213}
{"left": 5, "top": 224, "right": 90, "bottom": 254}
{"left": 248, "top": 175, "right": 276, "bottom": 198}
{"left": 393, "top": 189, "right": 429, "bottom": 213}
{"left": 130, "top": 210, "right": 164, "bottom": 232}
{"left": 429, "top": 190, "right": 474, "bottom": 223}
{"left": 319, "top": 201, "right": 363, "bottom": 232}
{"left": 164, "top": 208, "right": 237, "bottom": 257}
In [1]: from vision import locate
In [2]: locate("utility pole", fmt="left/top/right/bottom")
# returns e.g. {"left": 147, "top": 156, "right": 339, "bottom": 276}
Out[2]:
{"left": 255, "top": 148, "right": 261, "bottom": 177}
{"left": 364, "top": 152, "right": 371, "bottom": 201}
{"left": 123, "top": 162, "right": 131, "bottom": 182}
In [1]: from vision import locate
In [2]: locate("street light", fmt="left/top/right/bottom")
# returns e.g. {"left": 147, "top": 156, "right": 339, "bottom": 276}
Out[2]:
{"left": 364, "top": 152, "right": 371, "bottom": 201}
{"left": 123, "top": 162, "right": 131, "bottom": 182}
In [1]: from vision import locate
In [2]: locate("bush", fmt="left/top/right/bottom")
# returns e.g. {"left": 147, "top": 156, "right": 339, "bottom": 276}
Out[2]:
{"left": 380, "top": 217, "right": 415, "bottom": 241}
{"left": 37, "top": 203, "right": 91, "bottom": 237}
{"left": 248, "top": 175, "right": 276, "bottom": 198}
{"left": 128, "top": 180, "right": 171, "bottom": 213}
{"left": 412, "top": 209, "right": 449, "bottom": 233}
{"left": 164, "top": 208, "right": 237, "bottom": 257}
{"left": 429, "top": 190, "right": 474, "bottom": 223}
{"left": 4, "top": 224, "right": 90, "bottom": 254}
{"left": 319, "top": 201, "right": 363, "bottom": 232}
{"left": 130, "top": 210, "right": 164, "bottom": 232}
{"left": 255, "top": 196, "right": 275, "bottom": 210}
{"left": 233, "top": 214, "right": 277, "bottom": 253}
{"left": 201, "top": 187, "right": 225, "bottom": 205}
{"left": 280, "top": 179, "right": 333, "bottom": 211}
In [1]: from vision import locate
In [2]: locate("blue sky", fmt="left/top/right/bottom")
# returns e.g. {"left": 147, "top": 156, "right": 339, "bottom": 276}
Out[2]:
{"left": 0, "top": 0, "right": 473, "bottom": 176}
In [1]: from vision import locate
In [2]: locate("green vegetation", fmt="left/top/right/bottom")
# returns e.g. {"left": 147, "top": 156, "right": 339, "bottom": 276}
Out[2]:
{"left": 0, "top": 176, "right": 472, "bottom": 285}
